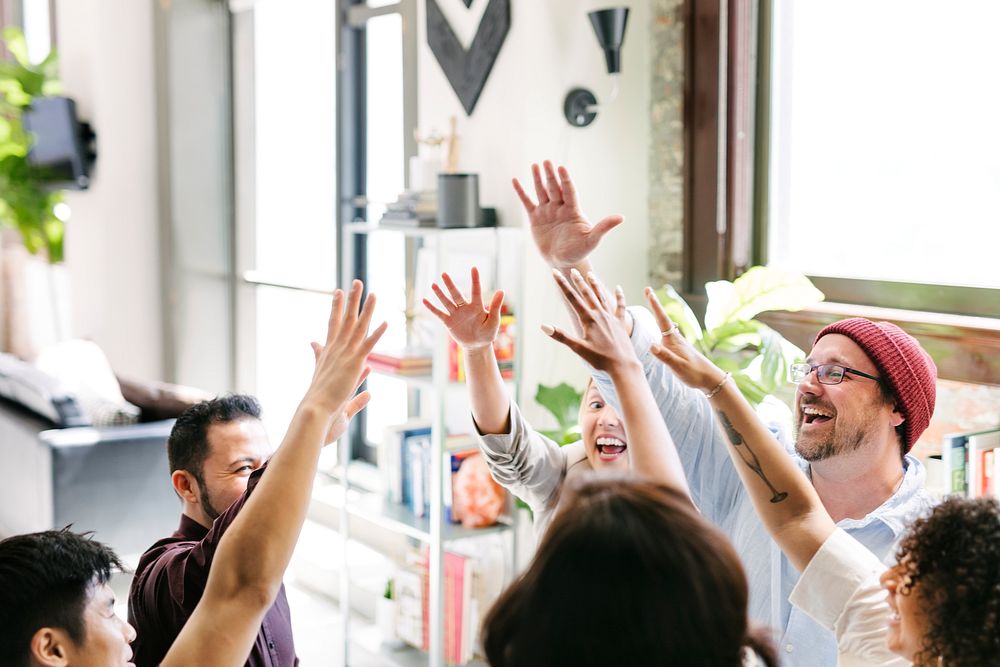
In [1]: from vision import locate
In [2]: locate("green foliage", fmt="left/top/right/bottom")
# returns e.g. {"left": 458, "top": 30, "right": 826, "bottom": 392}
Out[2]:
{"left": 0, "top": 27, "right": 66, "bottom": 263}
{"left": 656, "top": 267, "right": 824, "bottom": 406}
{"left": 534, "top": 381, "right": 583, "bottom": 445}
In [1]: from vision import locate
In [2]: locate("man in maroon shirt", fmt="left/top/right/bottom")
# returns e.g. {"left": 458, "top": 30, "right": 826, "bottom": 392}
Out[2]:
{"left": 128, "top": 394, "right": 297, "bottom": 667}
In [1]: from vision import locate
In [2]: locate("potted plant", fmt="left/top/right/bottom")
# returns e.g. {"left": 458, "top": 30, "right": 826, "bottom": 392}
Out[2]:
{"left": 0, "top": 27, "right": 67, "bottom": 263}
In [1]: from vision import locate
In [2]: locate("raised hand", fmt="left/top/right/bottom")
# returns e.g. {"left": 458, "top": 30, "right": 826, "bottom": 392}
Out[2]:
{"left": 644, "top": 287, "right": 727, "bottom": 392}
{"left": 541, "top": 268, "right": 637, "bottom": 374}
{"left": 304, "top": 279, "right": 387, "bottom": 417}
{"left": 310, "top": 344, "right": 372, "bottom": 445}
{"left": 422, "top": 267, "right": 505, "bottom": 352}
{"left": 512, "top": 161, "right": 623, "bottom": 269}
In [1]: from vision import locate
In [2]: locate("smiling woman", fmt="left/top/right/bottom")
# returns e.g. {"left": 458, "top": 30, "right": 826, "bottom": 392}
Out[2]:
{"left": 423, "top": 267, "right": 633, "bottom": 541}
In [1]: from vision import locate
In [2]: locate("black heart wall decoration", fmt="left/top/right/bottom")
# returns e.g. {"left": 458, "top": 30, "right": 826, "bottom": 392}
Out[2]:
{"left": 426, "top": 0, "right": 510, "bottom": 115}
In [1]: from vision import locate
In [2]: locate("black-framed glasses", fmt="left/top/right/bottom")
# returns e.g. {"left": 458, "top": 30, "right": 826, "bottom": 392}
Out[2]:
{"left": 789, "top": 363, "right": 881, "bottom": 385}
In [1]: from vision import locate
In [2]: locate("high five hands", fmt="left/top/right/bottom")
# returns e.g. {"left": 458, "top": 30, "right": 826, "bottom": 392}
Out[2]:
{"left": 423, "top": 267, "right": 505, "bottom": 351}
{"left": 643, "top": 287, "right": 728, "bottom": 393}
{"left": 512, "top": 161, "right": 623, "bottom": 269}
{"left": 541, "top": 268, "right": 637, "bottom": 374}
{"left": 305, "top": 279, "right": 387, "bottom": 433}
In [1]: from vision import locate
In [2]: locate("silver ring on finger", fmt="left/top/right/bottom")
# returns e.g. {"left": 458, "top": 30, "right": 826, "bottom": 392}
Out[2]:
{"left": 661, "top": 324, "right": 680, "bottom": 337}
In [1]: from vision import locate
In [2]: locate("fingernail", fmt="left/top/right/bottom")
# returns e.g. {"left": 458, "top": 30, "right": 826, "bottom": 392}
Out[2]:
{"left": 540, "top": 324, "right": 555, "bottom": 336}
{"left": 570, "top": 268, "right": 582, "bottom": 279}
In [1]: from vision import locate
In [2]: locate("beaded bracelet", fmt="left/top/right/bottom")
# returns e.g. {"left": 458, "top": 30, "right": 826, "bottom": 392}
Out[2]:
{"left": 705, "top": 372, "right": 731, "bottom": 400}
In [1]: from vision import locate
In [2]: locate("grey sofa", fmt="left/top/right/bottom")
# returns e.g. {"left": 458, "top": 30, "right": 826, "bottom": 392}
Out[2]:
{"left": 0, "top": 399, "right": 181, "bottom": 558}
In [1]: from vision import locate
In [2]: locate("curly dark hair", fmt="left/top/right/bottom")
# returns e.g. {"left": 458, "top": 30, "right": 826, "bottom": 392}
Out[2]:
{"left": 897, "top": 495, "right": 1000, "bottom": 666}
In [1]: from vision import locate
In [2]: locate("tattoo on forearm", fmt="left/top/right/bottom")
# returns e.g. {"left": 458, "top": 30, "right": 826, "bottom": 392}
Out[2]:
{"left": 718, "top": 411, "right": 788, "bottom": 503}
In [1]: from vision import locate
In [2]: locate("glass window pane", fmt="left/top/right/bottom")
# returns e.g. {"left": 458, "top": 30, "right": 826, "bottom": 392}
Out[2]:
{"left": 365, "top": 13, "right": 405, "bottom": 222}
{"left": 254, "top": 0, "right": 337, "bottom": 287}
{"left": 767, "top": 1, "right": 1000, "bottom": 290}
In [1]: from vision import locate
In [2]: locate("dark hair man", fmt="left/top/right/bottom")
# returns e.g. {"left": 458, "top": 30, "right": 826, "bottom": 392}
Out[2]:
{"left": 128, "top": 394, "right": 284, "bottom": 666}
{"left": 0, "top": 529, "right": 135, "bottom": 667}
{"left": 512, "top": 161, "right": 938, "bottom": 667}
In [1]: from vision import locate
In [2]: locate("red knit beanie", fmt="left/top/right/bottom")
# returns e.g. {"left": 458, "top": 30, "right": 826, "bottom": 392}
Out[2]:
{"left": 815, "top": 318, "right": 937, "bottom": 453}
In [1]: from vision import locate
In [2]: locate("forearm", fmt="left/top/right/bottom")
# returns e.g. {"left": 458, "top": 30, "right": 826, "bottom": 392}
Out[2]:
{"left": 466, "top": 344, "right": 511, "bottom": 434}
{"left": 608, "top": 363, "right": 691, "bottom": 501}
{"left": 212, "top": 402, "right": 329, "bottom": 596}
{"left": 709, "top": 380, "right": 835, "bottom": 570}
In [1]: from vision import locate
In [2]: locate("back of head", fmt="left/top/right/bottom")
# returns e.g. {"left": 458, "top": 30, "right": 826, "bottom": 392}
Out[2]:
{"left": 898, "top": 495, "right": 1000, "bottom": 666}
{"left": 815, "top": 318, "right": 937, "bottom": 454}
{"left": 482, "top": 475, "right": 776, "bottom": 667}
{"left": 168, "top": 394, "right": 262, "bottom": 480}
{"left": 0, "top": 529, "right": 124, "bottom": 666}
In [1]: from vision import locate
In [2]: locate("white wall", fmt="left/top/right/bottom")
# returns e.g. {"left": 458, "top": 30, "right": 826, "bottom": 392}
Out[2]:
{"left": 417, "top": 0, "right": 651, "bottom": 424}
{"left": 53, "top": 0, "right": 162, "bottom": 381}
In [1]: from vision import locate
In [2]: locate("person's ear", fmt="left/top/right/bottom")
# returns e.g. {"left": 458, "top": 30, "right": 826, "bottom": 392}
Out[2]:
{"left": 171, "top": 469, "right": 201, "bottom": 505}
{"left": 890, "top": 404, "right": 905, "bottom": 429}
{"left": 31, "top": 627, "right": 71, "bottom": 666}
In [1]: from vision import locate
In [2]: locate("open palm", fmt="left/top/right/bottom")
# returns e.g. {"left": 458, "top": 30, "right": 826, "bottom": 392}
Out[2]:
{"left": 512, "top": 161, "right": 623, "bottom": 268}
{"left": 423, "top": 267, "right": 504, "bottom": 351}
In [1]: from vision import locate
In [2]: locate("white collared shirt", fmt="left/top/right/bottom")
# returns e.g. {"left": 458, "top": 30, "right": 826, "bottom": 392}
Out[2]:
{"left": 789, "top": 528, "right": 910, "bottom": 666}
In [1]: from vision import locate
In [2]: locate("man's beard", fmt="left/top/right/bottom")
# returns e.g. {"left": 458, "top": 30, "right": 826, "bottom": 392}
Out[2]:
{"left": 197, "top": 479, "right": 223, "bottom": 522}
{"left": 793, "top": 402, "right": 878, "bottom": 462}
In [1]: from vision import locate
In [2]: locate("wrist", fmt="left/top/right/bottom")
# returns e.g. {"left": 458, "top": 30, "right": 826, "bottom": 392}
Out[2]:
{"left": 463, "top": 343, "right": 496, "bottom": 357}
{"left": 607, "top": 359, "right": 644, "bottom": 382}
{"left": 703, "top": 371, "right": 732, "bottom": 399}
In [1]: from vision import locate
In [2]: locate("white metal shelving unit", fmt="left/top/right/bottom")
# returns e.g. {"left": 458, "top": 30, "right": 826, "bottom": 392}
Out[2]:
{"left": 334, "top": 223, "right": 523, "bottom": 667}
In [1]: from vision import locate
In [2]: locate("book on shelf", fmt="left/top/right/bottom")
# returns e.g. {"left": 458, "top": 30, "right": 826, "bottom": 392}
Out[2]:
{"left": 942, "top": 427, "right": 1000, "bottom": 497}
{"left": 368, "top": 348, "right": 432, "bottom": 376}
{"left": 379, "top": 191, "right": 438, "bottom": 228}
{"left": 968, "top": 429, "right": 1000, "bottom": 498}
{"left": 448, "top": 312, "right": 515, "bottom": 382}
{"left": 395, "top": 547, "right": 476, "bottom": 664}
{"left": 380, "top": 421, "right": 431, "bottom": 506}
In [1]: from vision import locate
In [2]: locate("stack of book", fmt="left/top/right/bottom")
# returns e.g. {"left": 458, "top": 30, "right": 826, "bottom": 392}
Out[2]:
{"left": 394, "top": 547, "right": 481, "bottom": 665}
{"left": 368, "top": 348, "right": 432, "bottom": 376}
{"left": 942, "top": 427, "right": 1000, "bottom": 498}
{"left": 379, "top": 190, "right": 438, "bottom": 228}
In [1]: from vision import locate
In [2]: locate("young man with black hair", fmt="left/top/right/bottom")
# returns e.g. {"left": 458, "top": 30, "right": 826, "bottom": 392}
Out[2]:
{"left": 0, "top": 529, "right": 135, "bottom": 667}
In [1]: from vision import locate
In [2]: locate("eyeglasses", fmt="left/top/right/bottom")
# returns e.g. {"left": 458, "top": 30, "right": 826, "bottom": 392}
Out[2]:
{"left": 789, "top": 363, "right": 881, "bottom": 385}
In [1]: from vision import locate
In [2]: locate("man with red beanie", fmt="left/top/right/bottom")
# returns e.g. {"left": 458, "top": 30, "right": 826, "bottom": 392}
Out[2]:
{"left": 512, "top": 160, "right": 938, "bottom": 667}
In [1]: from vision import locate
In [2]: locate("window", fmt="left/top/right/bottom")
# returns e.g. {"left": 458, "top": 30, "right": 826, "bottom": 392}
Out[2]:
{"left": 682, "top": 0, "right": 1000, "bottom": 385}
{"left": 758, "top": 0, "right": 1000, "bottom": 316}
{"left": 232, "top": 0, "right": 338, "bottom": 439}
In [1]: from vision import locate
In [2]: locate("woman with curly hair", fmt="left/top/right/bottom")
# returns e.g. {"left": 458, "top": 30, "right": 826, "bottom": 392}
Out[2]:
{"left": 644, "top": 289, "right": 1000, "bottom": 665}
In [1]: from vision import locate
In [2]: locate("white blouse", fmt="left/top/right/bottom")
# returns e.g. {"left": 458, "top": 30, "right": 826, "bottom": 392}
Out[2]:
{"left": 789, "top": 528, "right": 911, "bottom": 666}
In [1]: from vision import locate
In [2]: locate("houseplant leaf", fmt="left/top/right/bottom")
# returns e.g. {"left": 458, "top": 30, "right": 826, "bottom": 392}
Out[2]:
{"left": 705, "top": 266, "right": 824, "bottom": 330}
{"left": 534, "top": 382, "right": 582, "bottom": 433}
{"left": 654, "top": 285, "right": 705, "bottom": 352}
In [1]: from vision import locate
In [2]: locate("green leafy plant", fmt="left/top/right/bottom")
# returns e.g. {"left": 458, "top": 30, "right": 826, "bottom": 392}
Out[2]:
{"left": 0, "top": 27, "right": 66, "bottom": 262}
{"left": 534, "top": 381, "right": 583, "bottom": 445}
{"left": 656, "top": 266, "right": 824, "bottom": 405}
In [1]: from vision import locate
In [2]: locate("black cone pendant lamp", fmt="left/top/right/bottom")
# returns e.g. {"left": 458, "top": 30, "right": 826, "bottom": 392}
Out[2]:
{"left": 564, "top": 7, "right": 630, "bottom": 127}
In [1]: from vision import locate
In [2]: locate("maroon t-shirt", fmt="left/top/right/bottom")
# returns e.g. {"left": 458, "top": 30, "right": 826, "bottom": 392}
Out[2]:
{"left": 128, "top": 465, "right": 298, "bottom": 667}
